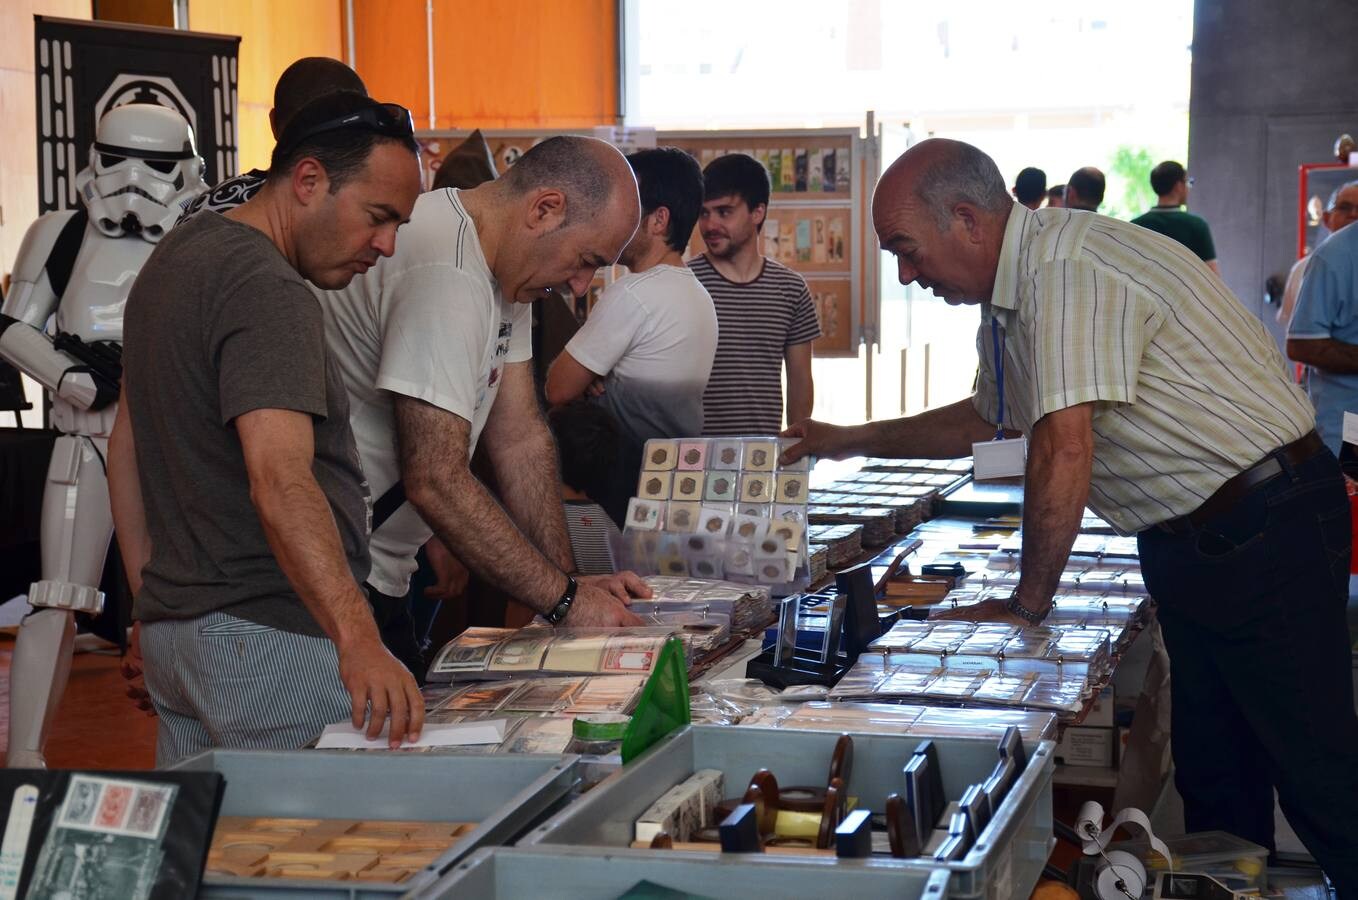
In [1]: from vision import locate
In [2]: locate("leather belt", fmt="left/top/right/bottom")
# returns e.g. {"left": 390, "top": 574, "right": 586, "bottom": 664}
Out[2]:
{"left": 1155, "top": 431, "right": 1326, "bottom": 536}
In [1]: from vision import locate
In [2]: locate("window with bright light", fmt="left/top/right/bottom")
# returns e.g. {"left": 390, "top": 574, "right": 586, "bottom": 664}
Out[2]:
{"left": 624, "top": 0, "right": 1192, "bottom": 424}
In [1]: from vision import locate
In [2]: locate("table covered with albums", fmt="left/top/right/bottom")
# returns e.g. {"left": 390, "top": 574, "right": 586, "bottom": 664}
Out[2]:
{"left": 0, "top": 452, "right": 1264, "bottom": 900}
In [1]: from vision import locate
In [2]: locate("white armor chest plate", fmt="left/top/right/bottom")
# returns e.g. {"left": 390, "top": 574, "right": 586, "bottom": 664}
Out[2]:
{"left": 51, "top": 232, "right": 155, "bottom": 343}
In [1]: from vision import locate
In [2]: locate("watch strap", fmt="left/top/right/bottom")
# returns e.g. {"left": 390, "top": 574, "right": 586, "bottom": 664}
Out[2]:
{"left": 1005, "top": 595, "right": 1048, "bottom": 626}
{"left": 545, "top": 574, "right": 579, "bottom": 625}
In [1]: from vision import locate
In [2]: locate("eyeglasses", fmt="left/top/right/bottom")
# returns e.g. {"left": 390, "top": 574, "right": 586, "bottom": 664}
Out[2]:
{"left": 1186, "top": 176, "right": 1195, "bottom": 187}
{"left": 1330, "top": 202, "right": 1358, "bottom": 216}
{"left": 277, "top": 102, "right": 414, "bottom": 156}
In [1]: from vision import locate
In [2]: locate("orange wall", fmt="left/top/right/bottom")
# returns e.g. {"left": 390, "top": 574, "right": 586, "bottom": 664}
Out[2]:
{"left": 350, "top": 0, "right": 618, "bottom": 130}
{"left": 190, "top": 0, "right": 344, "bottom": 172}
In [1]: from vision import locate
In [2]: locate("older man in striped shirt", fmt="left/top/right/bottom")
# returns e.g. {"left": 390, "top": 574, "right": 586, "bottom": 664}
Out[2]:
{"left": 784, "top": 139, "right": 1357, "bottom": 893}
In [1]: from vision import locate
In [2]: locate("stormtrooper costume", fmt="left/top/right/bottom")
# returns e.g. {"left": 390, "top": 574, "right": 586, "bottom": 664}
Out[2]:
{"left": 0, "top": 103, "right": 206, "bottom": 767}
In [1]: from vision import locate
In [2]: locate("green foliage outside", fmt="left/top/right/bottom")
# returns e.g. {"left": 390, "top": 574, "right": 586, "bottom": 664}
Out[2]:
{"left": 1103, "top": 145, "right": 1160, "bottom": 220}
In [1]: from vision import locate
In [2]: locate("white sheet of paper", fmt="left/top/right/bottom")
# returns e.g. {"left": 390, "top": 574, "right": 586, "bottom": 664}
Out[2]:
{"left": 1344, "top": 411, "right": 1358, "bottom": 447}
{"left": 316, "top": 719, "right": 507, "bottom": 751}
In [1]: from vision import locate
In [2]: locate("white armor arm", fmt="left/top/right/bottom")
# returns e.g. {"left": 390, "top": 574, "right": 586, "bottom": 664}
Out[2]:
{"left": 0, "top": 212, "right": 116, "bottom": 411}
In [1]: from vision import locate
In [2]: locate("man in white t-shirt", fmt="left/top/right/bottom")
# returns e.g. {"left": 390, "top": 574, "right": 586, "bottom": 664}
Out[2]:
{"left": 321, "top": 136, "right": 648, "bottom": 645}
{"left": 545, "top": 147, "right": 717, "bottom": 517}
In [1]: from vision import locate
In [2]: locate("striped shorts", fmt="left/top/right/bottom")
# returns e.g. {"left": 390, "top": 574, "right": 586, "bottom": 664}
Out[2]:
{"left": 141, "top": 610, "right": 352, "bottom": 766}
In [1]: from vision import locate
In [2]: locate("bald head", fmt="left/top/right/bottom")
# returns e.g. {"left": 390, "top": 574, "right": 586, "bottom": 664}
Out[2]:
{"left": 503, "top": 135, "right": 639, "bottom": 225}
{"left": 1065, "top": 166, "right": 1105, "bottom": 211}
{"left": 877, "top": 138, "right": 1012, "bottom": 231}
{"left": 486, "top": 136, "right": 641, "bottom": 304}
{"left": 873, "top": 139, "right": 1015, "bottom": 304}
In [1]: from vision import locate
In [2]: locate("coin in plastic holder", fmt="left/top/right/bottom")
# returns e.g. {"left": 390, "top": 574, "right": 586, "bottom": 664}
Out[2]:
{"left": 684, "top": 534, "right": 717, "bottom": 556}
{"left": 772, "top": 504, "right": 806, "bottom": 523}
{"left": 690, "top": 556, "right": 724, "bottom": 579}
{"left": 756, "top": 533, "right": 784, "bottom": 556}
{"left": 625, "top": 498, "right": 663, "bottom": 531}
{"left": 698, "top": 507, "right": 733, "bottom": 535}
{"left": 775, "top": 472, "right": 807, "bottom": 503}
{"left": 704, "top": 472, "right": 737, "bottom": 502}
{"left": 777, "top": 438, "right": 810, "bottom": 472}
{"left": 638, "top": 470, "right": 672, "bottom": 500}
{"left": 739, "top": 472, "right": 772, "bottom": 502}
{"left": 731, "top": 513, "right": 765, "bottom": 541}
{"left": 665, "top": 501, "right": 701, "bottom": 533}
{"left": 767, "top": 519, "right": 805, "bottom": 552}
{"left": 755, "top": 553, "right": 795, "bottom": 582}
{"left": 725, "top": 543, "right": 756, "bottom": 576}
{"left": 710, "top": 439, "right": 743, "bottom": 470}
{"left": 632, "top": 528, "right": 661, "bottom": 554}
{"left": 673, "top": 471, "right": 705, "bottom": 502}
{"left": 658, "top": 555, "right": 689, "bottom": 576}
{"left": 676, "top": 440, "right": 709, "bottom": 470}
{"left": 743, "top": 439, "right": 778, "bottom": 472}
{"left": 644, "top": 439, "right": 679, "bottom": 470}
{"left": 737, "top": 502, "right": 772, "bottom": 518}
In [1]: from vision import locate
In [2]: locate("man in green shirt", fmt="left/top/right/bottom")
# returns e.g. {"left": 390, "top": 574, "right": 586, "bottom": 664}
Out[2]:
{"left": 1131, "top": 160, "right": 1220, "bottom": 274}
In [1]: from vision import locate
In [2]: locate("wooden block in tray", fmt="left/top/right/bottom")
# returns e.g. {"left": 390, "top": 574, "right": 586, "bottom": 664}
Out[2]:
{"left": 207, "top": 817, "right": 473, "bottom": 884}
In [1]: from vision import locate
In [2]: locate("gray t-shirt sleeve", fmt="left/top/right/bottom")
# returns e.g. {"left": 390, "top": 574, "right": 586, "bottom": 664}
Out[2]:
{"left": 211, "top": 274, "right": 328, "bottom": 426}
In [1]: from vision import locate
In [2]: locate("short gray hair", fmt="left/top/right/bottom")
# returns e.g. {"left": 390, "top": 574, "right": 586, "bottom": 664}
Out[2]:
{"left": 913, "top": 142, "right": 1012, "bottom": 230}
{"left": 503, "top": 135, "right": 614, "bottom": 222}
{"left": 1327, "top": 179, "right": 1358, "bottom": 210}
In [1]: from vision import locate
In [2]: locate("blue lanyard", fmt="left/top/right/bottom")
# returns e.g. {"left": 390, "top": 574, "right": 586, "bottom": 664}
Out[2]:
{"left": 990, "top": 316, "right": 1006, "bottom": 439}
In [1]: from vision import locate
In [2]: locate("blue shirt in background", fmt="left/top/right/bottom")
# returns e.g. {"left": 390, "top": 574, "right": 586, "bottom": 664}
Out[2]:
{"left": 1288, "top": 222, "right": 1358, "bottom": 453}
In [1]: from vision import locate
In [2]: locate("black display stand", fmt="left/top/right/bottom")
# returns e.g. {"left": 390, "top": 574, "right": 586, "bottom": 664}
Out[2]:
{"left": 746, "top": 561, "right": 884, "bottom": 688}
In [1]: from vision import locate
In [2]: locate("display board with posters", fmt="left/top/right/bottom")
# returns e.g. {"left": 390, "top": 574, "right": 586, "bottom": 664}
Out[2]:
{"left": 416, "top": 126, "right": 878, "bottom": 358}
{"left": 34, "top": 16, "right": 241, "bottom": 214}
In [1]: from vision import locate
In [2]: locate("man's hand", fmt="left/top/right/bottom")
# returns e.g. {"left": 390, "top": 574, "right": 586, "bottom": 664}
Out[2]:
{"left": 586, "top": 377, "right": 606, "bottom": 398}
{"left": 120, "top": 622, "right": 156, "bottom": 716}
{"left": 337, "top": 637, "right": 425, "bottom": 747}
{"left": 931, "top": 597, "right": 1035, "bottom": 627}
{"left": 423, "top": 537, "right": 469, "bottom": 601}
{"left": 564, "top": 583, "right": 645, "bottom": 626}
{"left": 578, "top": 570, "right": 652, "bottom": 603}
{"left": 780, "top": 419, "right": 857, "bottom": 465}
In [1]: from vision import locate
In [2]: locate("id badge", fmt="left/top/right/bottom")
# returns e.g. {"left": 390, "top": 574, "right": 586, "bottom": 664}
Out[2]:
{"left": 973, "top": 437, "right": 1027, "bottom": 480}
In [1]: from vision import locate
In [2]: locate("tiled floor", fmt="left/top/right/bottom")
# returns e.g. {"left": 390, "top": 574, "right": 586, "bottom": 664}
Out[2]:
{"left": 0, "top": 634, "right": 156, "bottom": 769}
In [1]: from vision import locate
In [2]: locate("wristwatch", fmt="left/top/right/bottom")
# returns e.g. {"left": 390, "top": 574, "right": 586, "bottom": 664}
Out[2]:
{"left": 544, "top": 574, "right": 579, "bottom": 625}
{"left": 1005, "top": 594, "right": 1048, "bottom": 626}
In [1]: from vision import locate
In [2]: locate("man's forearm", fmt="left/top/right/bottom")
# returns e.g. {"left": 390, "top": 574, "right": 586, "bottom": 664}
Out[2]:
{"left": 107, "top": 399, "right": 151, "bottom": 596}
{"left": 408, "top": 470, "right": 568, "bottom": 613}
{"left": 252, "top": 475, "right": 379, "bottom": 649}
{"left": 488, "top": 420, "right": 575, "bottom": 573}
{"left": 786, "top": 377, "right": 814, "bottom": 426}
{"left": 398, "top": 395, "right": 569, "bottom": 612}
{"left": 1286, "top": 337, "right": 1358, "bottom": 374}
{"left": 850, "top": 397, "right": 1014, "bottom": 458}
{"left": 1012, "top": 407, "right": 1094, "bottom": 613}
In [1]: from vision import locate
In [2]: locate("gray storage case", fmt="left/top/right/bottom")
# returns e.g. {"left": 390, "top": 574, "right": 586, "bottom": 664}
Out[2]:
{"left": 170, "top": 749, "right": 579, "bottom": 898}
{"left": 416, "top": 846, "right": 954, "bottom": 899}
{"left": 524, "top": 725, "right": 1054, "bottom": 900}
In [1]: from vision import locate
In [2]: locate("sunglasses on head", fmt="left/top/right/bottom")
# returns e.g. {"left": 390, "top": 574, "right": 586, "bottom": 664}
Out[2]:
{"left": 277, "top": 102, "right": 415, "bottom": 156}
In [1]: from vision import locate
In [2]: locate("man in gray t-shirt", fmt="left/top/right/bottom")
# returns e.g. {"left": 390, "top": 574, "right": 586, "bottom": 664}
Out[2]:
{"left": 109, "top": 93, "right": 425, "bottom": 763}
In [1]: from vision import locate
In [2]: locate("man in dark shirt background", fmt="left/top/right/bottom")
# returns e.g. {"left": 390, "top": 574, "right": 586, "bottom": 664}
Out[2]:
{"left": 1132, "top": 160, "right": 1220, "bottom": 274}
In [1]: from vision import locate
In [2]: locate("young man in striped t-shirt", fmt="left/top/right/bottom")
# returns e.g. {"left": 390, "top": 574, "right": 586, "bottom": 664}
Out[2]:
{"left": 690, "top": 154, "right": 821, "bottom": 435}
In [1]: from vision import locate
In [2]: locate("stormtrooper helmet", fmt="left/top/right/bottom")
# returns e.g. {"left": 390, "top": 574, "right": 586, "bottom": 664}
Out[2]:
{"left": 74, "top": 103, "right": 208, "bottom": 242}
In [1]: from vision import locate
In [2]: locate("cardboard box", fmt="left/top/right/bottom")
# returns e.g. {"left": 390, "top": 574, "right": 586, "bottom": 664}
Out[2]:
{"left": 1056, "top": 726, "right": 1115, "bottom": 768}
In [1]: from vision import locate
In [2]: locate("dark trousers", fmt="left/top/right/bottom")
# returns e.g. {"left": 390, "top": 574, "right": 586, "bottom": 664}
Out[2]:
{"left": 364, "top": 584, "right": 427, "bottom": 686}
{"left": 1137, "top": 445, "right": 1358, "bottom": 898}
